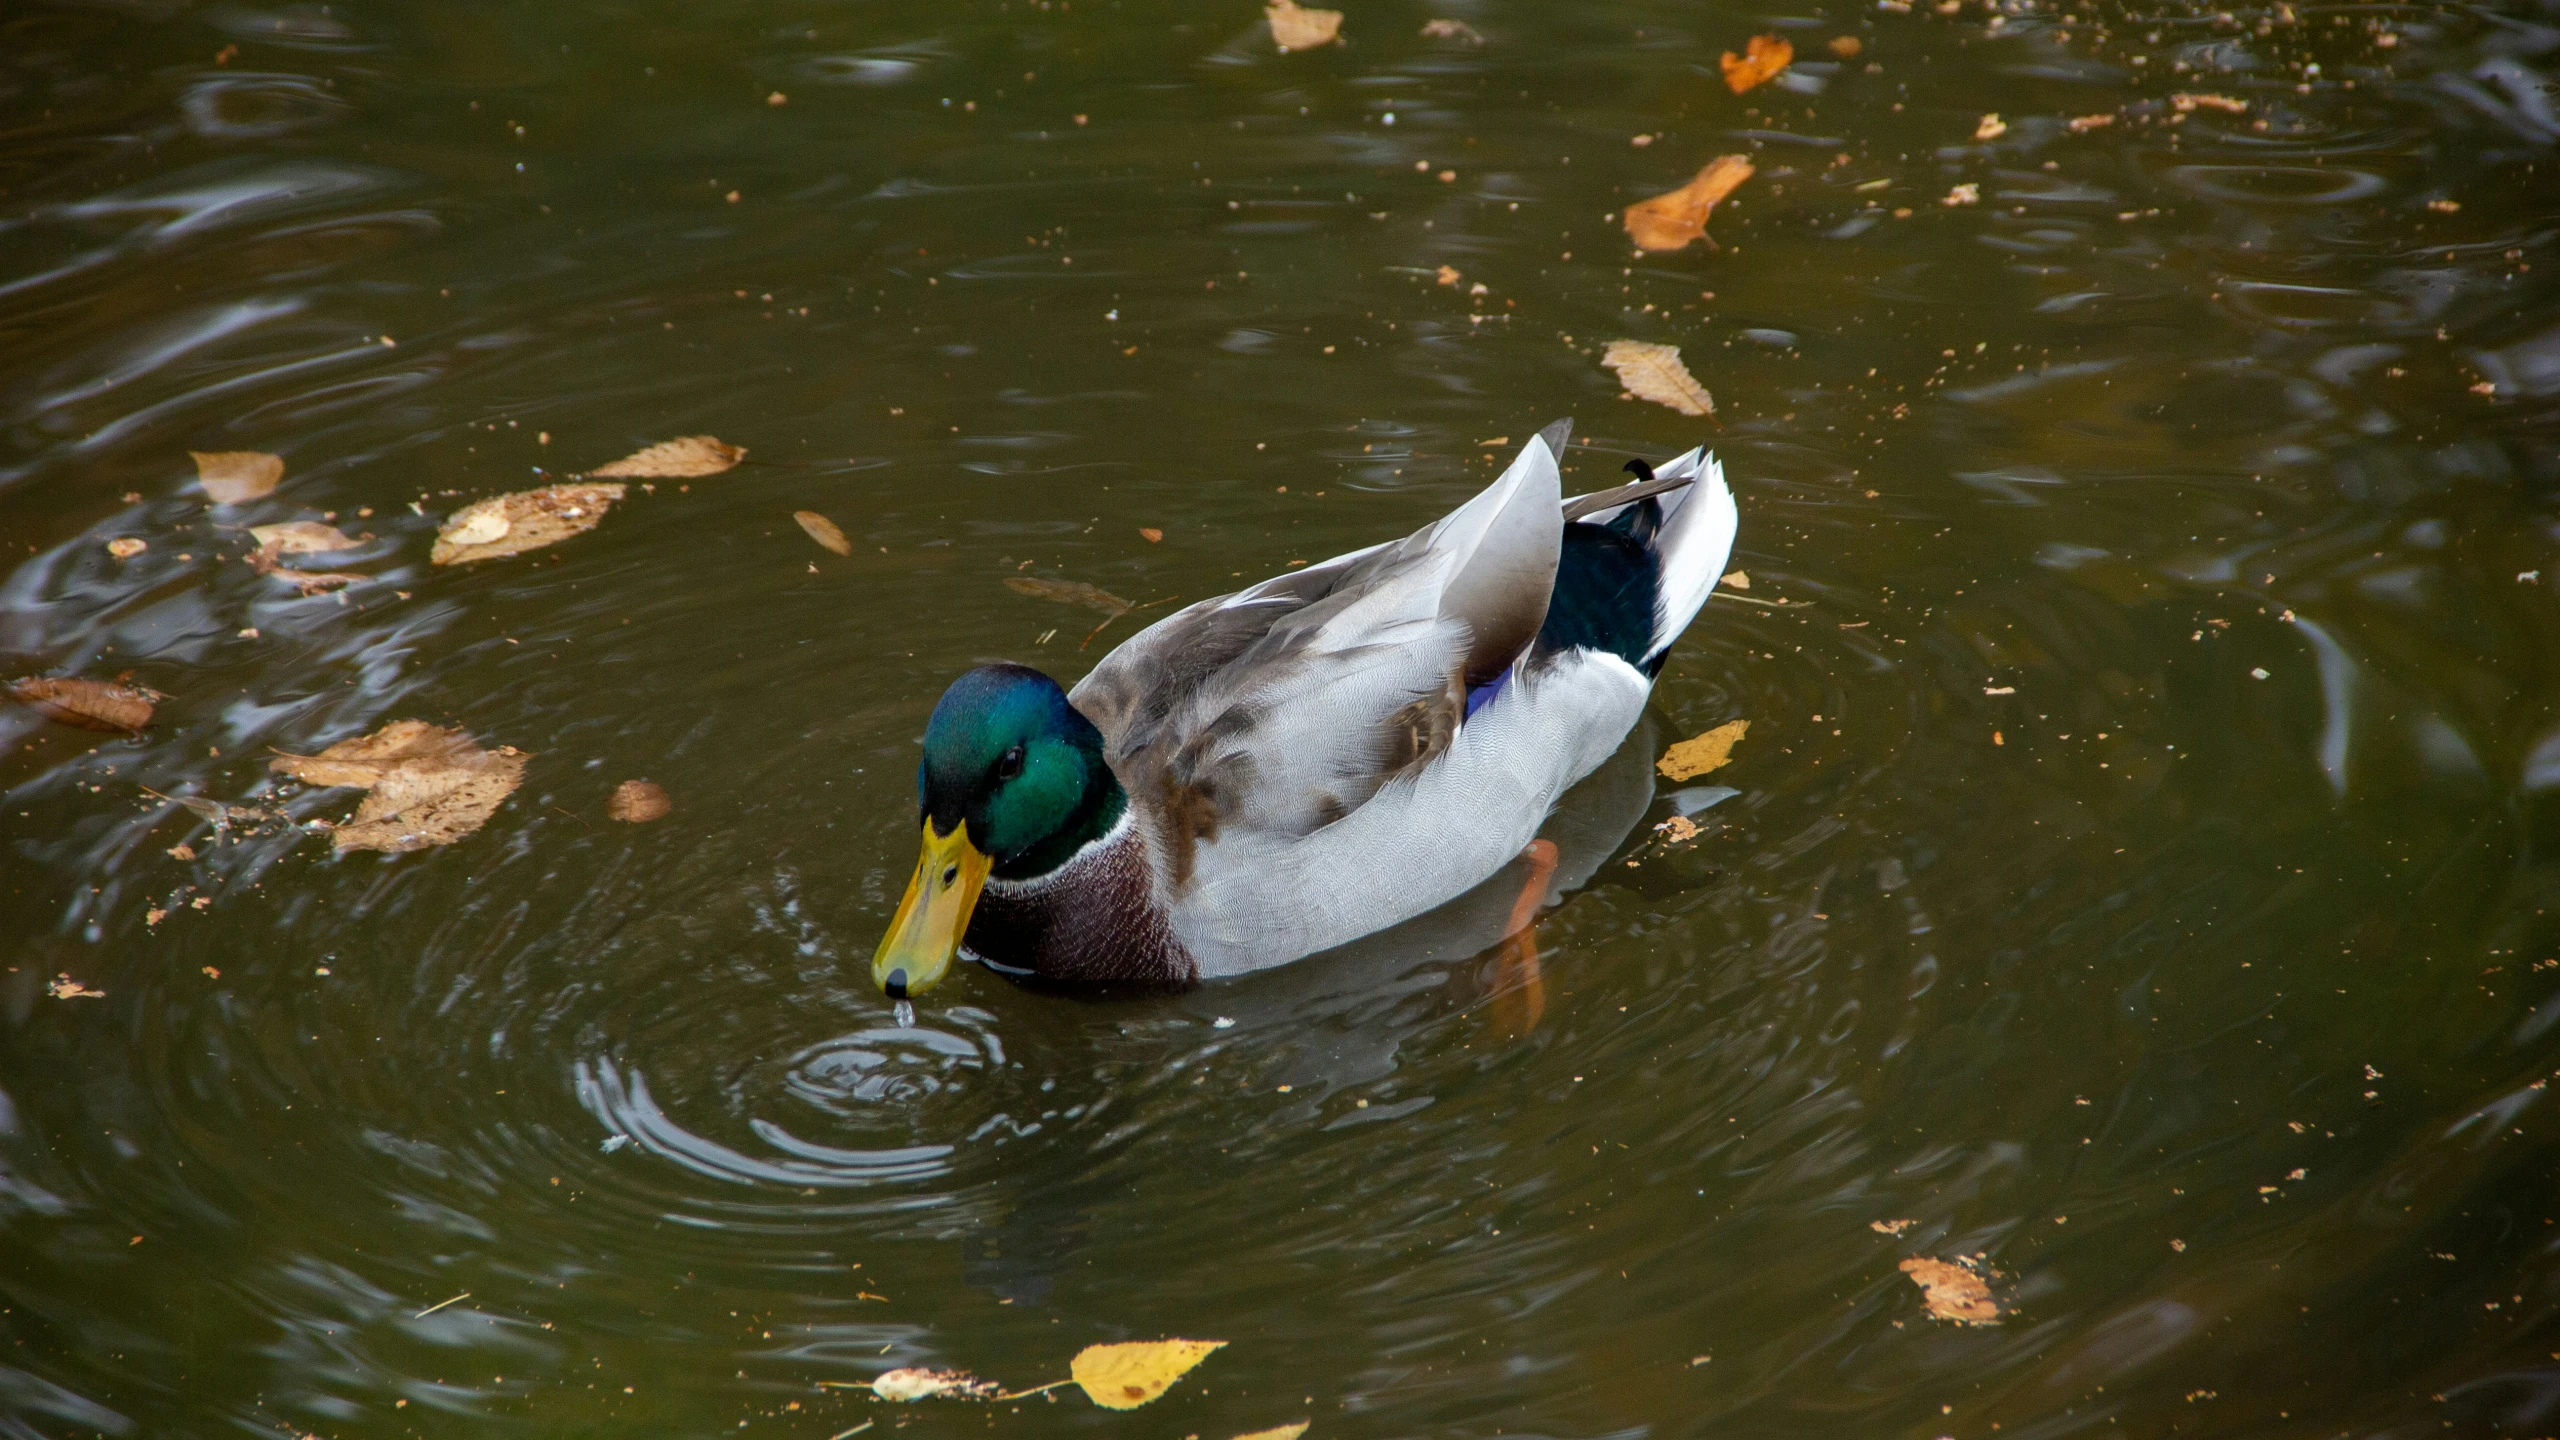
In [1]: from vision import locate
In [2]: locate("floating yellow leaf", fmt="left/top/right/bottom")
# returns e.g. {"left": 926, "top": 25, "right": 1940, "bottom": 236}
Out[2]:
{"left": 607, "top": 779, "right": 671, "bottom": 823}
{"left": 1657, "top": 719, "right": 1747, "bottom": 780}
{"left": 1622, "top": 155, "right": 1754, "bottom": 252}
{"left": 7, "top": 677, "right": 157, "bottom": 732}
{"left": 1720, "top": 33, "right": 1793, "bottom": 93}
{"left": 1601, "top": 340, "right": 1716, "bottom": 418}
{"left": 590, "top": 435, "right": 745, "bottom": 478}
{"left": 1069, "top": 1339, "right": 1225, "bottom": 1410}
{"left": 794, "top": 510, "right": 853, "bottom": 556}
{"left": 191, "top": 450, "right": 283, "bottom": 503}
{"left": 1233, "top": 1424, "right": 1311, "bottom": 1440}
{"left": 1265, "top": 0, "right": 1342, "bottom": 51}
{"left": 271, "top": 720, "right": 526, "bottom": 853}
{"left": 432, "top": 483, "right": 627, "bottom": 564}
{"left": 1899, "top": 1257, "right": 2001, "bottom": 1325}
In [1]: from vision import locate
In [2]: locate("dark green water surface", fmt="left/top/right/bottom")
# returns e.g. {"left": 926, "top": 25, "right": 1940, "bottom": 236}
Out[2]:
{"left": 7, "top": 0, "right": 2560, "bottom": 1435}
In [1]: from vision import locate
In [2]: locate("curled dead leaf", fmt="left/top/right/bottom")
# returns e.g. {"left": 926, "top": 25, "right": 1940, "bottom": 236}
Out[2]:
{"left": 1720, "top": 33, "right": 1793, "bottom": 93}
{"left": 107, "top": 538, "right": 147, "bottom": 559}
{"left": 271, "top": 720, "right": 526, "bottom": 853}
{"left": 607, "top": 779, "right": 671, "bottom": 823}
{"left": 590, "top": 435, "right": 745, "bottom": 478}
{"left": 1899, "top": 1256, "right": 2001, "bottom": 1325}
{"left": 1419, "top": 18, "right": 1481, "bottom": 42}
{"left": 191, "top": 450, "right": 283, "bottom": 504}
{"left": 8, "top": 677, "right": 156, "bottom": 731}
{"left": 432, "top": 483, "right": 627, "bottom": 564}
{"left": 871, "top": 1368, "right": 999, "bottom": 1402}
{"left": 1006, "top": 576, "right": 1133, "bottom": 617}
{"left": 250, "top": 521, "right": 362, "bottom": 554}
{"left": 794, "top": 510, "right": 853, "bottom": 556}
{"left": 1601, "top": 340, "right": 1716, "bottom": 418}
{"left": 1623, "top": 155, "right": 1754, "bottom": 252}
{"left": 49, "top": 975, "right": 106, "bottom": 1000}
{"left": 1070, "top": 1339, "right": 1226, "bottom": 1410}
{"left": 1266, "top": 0, "right": 1343, "bottom": 51}
{"left": 1658, "top": 719, "right": 1747, "bottom": 780}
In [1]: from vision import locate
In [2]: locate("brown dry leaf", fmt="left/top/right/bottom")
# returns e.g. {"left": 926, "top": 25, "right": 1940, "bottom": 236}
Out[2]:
{"left": 431, "top": 483, "right": 627, "bottom": 564}
{"left": 1622, "top": 155, "right": 1754, "bottom": 252}
{"left": 1900, "top": 1257, "right": 2001, "bottom": 1325}
{"left": 794, "top": 510, "right": 853, "bottom": 556}
{"left": 191, "top": 450, "right": 283, "bottom": 503}
{"left": 1006, "top": 576, "right": 1132, "bottom": 617}
{"left": 333, "top": 745, "right": 527, "bottom": 854}
{"left": 107, "top": 538, "right": 147, "bottom": 559}
{"left": 1720, "top": 33, "right": 1793, "bottom": 93}
{"left": 250, "top": 521, "right": 361, "bottom": 555}
{"left": 1827, "top": 34, "right": 1863, "bottom": 56}
{"left": 1233, "top": 1425, "right": 1311, "bottom": 1440}
{"left": 589, "top": 435, "right": 745, "bottom": 478}
{"left": 1658, "top": 719, "right": 1748, "bottom": 780}
{"left": 607, "top": 779, "right": 671, "bottom": 823}
{"left": 1871, "top": 1218, "right": 1916, "bottom": 1235}
{"left": 2172, "top": 92, "right": 2248, "bottom": 113}
{"left": 1601, "top": 340, "right": 1716, "bottom": 418}
{"left": 1720, "top": 570, "right": 1750, "bottom": 590}
{"left": 49, "top": 974, "right": 106, "bottom": 1000}
{"left": 1070, "top": 1339, "right": 1226, "bottom": 1410}
{"left": 1266, "top": 0, "right": 1343, "bottom": 51}
{"left": 871, "top": 1368, "right": 999, "bottom": 1402}
{"left": 271, "top": 720, "right": 476, "bottom": 788}
{"left": 1419, "top": 18, "right": 1481, "bottom": 42}
{"left": 8, "top": 677, "right": 156, "bottom": 731}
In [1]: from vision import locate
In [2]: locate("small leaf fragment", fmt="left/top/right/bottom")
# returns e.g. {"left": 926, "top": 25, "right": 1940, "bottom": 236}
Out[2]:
{"left": 1871, "top": 1218, "right": 1916, "bottom": 1235}
{"left": 870, "top": 1368, "right": 999, "bottom": 1403}
{"left": 607, "top": 779, "right": 671, "bottom": 823}
{"left": 1006, "top": 576, "right": 1132, "bottom": 617}
{"left": 1232, "top": 1425, "right": 1311, "bottom": 1440}
{"left": 1899, "top": 1257, "right": 2001, "bottom": 1325}
{"left": 1827, "top": 34, "right": 1862, "bottom": 56}
{"left": 1974, "top": 113, "right": 2007, "bottom": 141}
{"left": 1138, "top": 527, "right": 1164, "bottom": 543}
{"left": 432, "top": 483, "right": 627, "bottom": 564}
{"left": 2171, "top": 92, "right": 2248, "bottom": 113}
{"left": 270, "top": 568, "right": 370, "bottom": 595}
{"left": 1943, "top": 183, "right": 1981, "bottom": 206}
{"left": 589, "top": 435, "right": 745, "bottom": 478}
{"left": 250, "top": 521, "right": 361, "bottom": 555}
{"left": 191, "top": 450, "right": 283, "bottom": 503}
{"left": 2067, "top": 113, "right": 2116, "bottom": 132}
{"left": 1719, "top": 33, "right": 1793, "bottom": 93}
{"left": 7, "top": 677, "right": 156, "bottom": 731}
{"left": 1720, "top": 570, "right": 1750, "bottom": 590}
{"left": 1622, "top": 155, "right": 1754, "bottom": 252}
{"left": 1601, "top": 340, "right": 1716, "bottom": 418}
{"left": 49, "top": 975, "right": 106, "bottom": 1000}
{"left": 794, "top": 510, "right": 853, "bottom": 556}
{"left": 1658, "top": 719, "right": 1747, "bottom": 780}
{"left": 1266, "top": 0, "right": 1343, "bottom": 51}
{"left": 107, "top": 538, "right": 147, "bottom": 559}
{"left": 1419, "top": 18, "right": 1481, "bottom": 42}
{"left": 1070, "top": 1339, "right": 1225, "bottom": 1411}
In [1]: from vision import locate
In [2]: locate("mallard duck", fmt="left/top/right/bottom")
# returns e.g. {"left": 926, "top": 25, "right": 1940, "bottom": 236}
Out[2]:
{"left": 871, "top": 419, "right": 1737, "bottom": 997}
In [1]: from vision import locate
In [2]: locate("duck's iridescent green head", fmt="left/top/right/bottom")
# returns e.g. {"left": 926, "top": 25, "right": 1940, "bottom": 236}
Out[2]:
{"left": 871, "top": 663, "right": 1125, "bottom": 998}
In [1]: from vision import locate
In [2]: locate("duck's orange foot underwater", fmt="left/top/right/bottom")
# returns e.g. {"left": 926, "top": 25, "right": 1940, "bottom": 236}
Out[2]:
{"left": 1488, "top": 839, "right": 1559, "bottom": 1039}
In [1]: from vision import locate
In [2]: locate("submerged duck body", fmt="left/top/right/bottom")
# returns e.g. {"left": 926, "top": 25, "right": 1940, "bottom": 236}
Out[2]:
{"left": 871, "top": 420, "right": 1737, "bottom": 996}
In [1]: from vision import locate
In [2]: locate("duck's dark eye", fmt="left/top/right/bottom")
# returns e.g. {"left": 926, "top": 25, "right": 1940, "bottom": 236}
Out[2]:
{"left": 995, "top": 745, "right": 1025, "bottom": 780}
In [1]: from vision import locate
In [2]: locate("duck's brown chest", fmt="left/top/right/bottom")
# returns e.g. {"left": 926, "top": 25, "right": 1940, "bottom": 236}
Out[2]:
{"left": 963, "top": 826, "right": 1198, "bottom": 988}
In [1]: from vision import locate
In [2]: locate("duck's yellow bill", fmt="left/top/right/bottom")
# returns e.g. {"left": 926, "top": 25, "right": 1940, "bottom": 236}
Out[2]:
{"left": 872, "top": 820, "right": 991, "bottom": 998}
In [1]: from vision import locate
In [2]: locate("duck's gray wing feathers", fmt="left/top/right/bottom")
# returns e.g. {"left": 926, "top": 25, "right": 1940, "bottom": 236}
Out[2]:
{"left": 1069, "top": 429, "right": 1566, "bottom": 874}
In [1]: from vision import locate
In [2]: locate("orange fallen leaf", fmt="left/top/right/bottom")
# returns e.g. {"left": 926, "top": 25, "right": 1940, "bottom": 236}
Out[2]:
{"left": 794, "top": 510, "right": 852, "bottom": 556}
{"left": 191, "top": 450, "right": 283, "bottom": 503}
{"left": 1138, "top": 527, "right": 1164, "bottom": 543}
{"left": 607, "top": 779, "right": 671, "bottom": 822}
{"left": 1899, "top": 1257, "right": 2001, "bottom": 1324}
{"left": 1622, "top": 155, "right": 1754, "bottom": 252}
{"left": 590, "top": 435, "right": 745, "bottom": 478}
{"left": 7, "top": 677, "right": 156, "bottom": 731}
{"left": 1601, "top": 340, "right": 1716, "bottom": 417}
{"left": 1720, "top": 33, "right": 1793, "bottom": 93}
{"left": 1436, "top": 264, "right": 1463, "bottom": 285}
{"left": 1266, "top": 0, "right": 1343, "bottom": 51}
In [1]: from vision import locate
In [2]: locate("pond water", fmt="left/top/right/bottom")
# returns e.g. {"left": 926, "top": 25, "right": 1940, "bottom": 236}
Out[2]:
{"left": 5, "top": 0, "right": 2560, "bottom": 1436}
